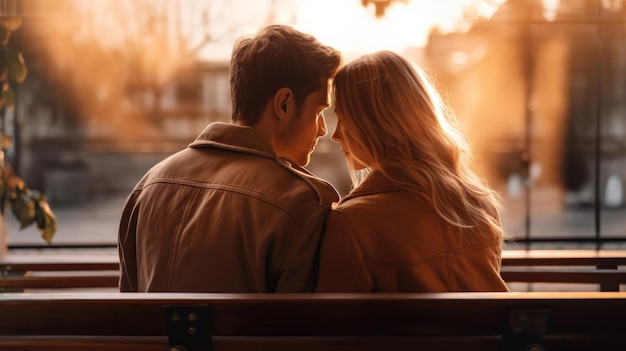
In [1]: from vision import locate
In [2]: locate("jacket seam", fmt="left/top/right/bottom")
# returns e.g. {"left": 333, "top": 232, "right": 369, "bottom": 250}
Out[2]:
{"left": 189, "top": 140, "right": 276, "bottom": 160}
{"left": 176, "top": 131, "right": 338, "bottom": 213}
{"left": 275, "top": 204, "right": 325, "bottom": 274}
{"left": 165, "top": 188, "right": 200, "bottom": 289}
{"left": 334, "top": 210, "right": 376, "bottom": 291}
{"left": 340, "top": 188, "right": 402, "bottom": 204}
{"left": 188, "top": 143, "right": 336, "bottom": 209}
{"left": 143, "top": 178, "right": 311, "bottom": 224}
{"left": 276, "top": 157, "right": 338, "bottom": 205}
{"left": 361, "top": 238, "right": 503, "bottom": 266}
{"left": 440, "top": 218, "right": 453, "bottom": 291}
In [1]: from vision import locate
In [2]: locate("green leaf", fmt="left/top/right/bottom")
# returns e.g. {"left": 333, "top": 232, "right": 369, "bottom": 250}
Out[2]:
{"left": 6, "top": 47, "right": 27, "bottom": 84}
{"left": 2, "top": 157, "right": 57, "bottom": 243}
{"left": 0, "top": 47, "right": 27, "bottom": 85}
{"left": 35, "top": 197, "right": 57, "bottom": 244}
{"left": 8, "top": 186, "right": 36, "bottom": 229}
{"left": 6, "top": 182, "right": 57, "bottom": 244}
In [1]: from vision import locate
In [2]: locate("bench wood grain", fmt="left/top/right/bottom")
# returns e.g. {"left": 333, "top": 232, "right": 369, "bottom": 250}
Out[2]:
{"left": 1, "top": 292, "right": 626, "bottom": 350}
{"left": 3, "top": 250, "right": 626, "bottom": 291}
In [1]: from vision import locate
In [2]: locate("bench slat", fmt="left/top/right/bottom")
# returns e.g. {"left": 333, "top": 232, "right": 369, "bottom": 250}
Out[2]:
{"left": 3, "top": 250, "right": 626, "bottom": 291}
{"left": 7, "top": 335, "right": 620, "bottom": 351}
{"left": 502, "top": 250, "right": 626, "bottom": 266}
{"left": 0, "top": 274, "right": 119, "bottom": 289}
{"left": 1, "top": 292, "right": 626, "bottom": 351}
{"left": 0, "top": 336, "right": 165, "bottom": 351}
{"left": 500, "top": 267, "right": 626, "bottom": 284}
{"left": 0, "top": 255, "right": 118, "bottom": 272}
{"left": 3, "top": 250, "right": 626, "bottom": 272}
{"left": 6, "top": 270, "right": 625, "bottom": 290}
{"left": 2, "top": 292, "right": 626, "bottom": 336}
{"left": 0, "top": 336, "right": 503, "bottom": 351}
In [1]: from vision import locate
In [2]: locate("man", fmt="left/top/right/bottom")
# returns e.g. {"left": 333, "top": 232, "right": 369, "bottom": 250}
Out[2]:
{"left": 118, "top": 25, "right": 342, "bottom": 293}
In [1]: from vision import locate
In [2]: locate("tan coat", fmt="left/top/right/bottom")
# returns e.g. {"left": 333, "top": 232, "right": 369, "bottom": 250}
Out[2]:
{"left": 119, "top": 123, "right": 339, "bottom": 293}
{"left": 316, "top": 170, "right": 509, "bottom": 293}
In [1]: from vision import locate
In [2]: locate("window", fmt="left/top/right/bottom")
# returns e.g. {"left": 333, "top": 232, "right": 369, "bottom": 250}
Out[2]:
{"left": 424, "top": 0, "right": 626, "bottom": 248}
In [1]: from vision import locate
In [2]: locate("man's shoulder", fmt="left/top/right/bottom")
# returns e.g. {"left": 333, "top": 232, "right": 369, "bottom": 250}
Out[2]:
{"left": 134, "top": 150, "right": 339, "bottom": 207}
{"left": 276, "top": 158, "right": 339, "bottom": 205}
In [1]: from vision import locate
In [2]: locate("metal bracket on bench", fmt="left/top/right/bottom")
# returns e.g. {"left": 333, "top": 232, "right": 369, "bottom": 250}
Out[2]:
{"left": 0, "top": 266, "right": 27, "bottom": 293}
{"left": 164, "top": 305, "right": 212, "bottom": 351}
{"left": 502, "top": 309, "right": 550, "bottom": 351}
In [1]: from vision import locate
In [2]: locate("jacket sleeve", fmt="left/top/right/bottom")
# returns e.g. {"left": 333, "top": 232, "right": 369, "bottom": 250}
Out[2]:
{"left": 118, "top": 192, "right": 140, "bottom": 292}
{"left": 274, "top": 204, "right": 331, "bottom": 293}
{"left": 316, "top": 209, "right": 373, "bottom": 292}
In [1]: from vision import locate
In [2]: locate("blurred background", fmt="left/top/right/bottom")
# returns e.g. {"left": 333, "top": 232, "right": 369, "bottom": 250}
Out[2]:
{"left": 3, "top": 0, "right": 626, "bottom": 249}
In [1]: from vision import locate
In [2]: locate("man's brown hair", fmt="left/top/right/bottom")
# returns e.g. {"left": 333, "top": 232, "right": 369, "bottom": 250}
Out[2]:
{"left": 230, "top": 25, "right": 342, "bottom": 125}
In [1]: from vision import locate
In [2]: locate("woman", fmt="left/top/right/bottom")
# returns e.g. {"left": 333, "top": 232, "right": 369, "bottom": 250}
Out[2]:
{"left": 316, "top": 51, "right": 509, "bottom": 292}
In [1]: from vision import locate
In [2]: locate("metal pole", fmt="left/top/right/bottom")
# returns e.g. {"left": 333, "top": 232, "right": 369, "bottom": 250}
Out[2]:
{"left": 522, "top": 0, "right": 534, "bottom": 241}
{"left": 594, "top": 0, "right": 604, "bottom": 249}
{"left": 12, "top": 84, "right": 19, "bottom": 173}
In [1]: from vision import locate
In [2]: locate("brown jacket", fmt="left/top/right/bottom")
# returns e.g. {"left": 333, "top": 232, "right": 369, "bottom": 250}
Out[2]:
{"left": 316, "top": 170, "right": 509, "bottom": 293}
{"left": 119, "top": 123, "right": 339, "bottom": 293}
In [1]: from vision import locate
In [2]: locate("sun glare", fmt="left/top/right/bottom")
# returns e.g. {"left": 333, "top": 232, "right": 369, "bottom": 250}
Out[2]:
{"left": 541, "top": 0, "right": 560, "bottom": 21}
{"left": 294, "top": 0, "right": 506, "bottom": 59}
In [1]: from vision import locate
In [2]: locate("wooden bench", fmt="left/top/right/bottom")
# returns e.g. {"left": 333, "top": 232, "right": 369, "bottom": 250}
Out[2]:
{"left": 502, "top": 249, "right": 626, "bottom": 268}
{"left": 1, "top": 291, "right": 626, "bottom": 350}
{"left": 501, "top": 249, "right": 626, "bottom": 292}
{"left": 0, "top": 254, "right": 119, "bottom": 291}
{"left": 2, "top": 250, "right": 626, "bottom": 291}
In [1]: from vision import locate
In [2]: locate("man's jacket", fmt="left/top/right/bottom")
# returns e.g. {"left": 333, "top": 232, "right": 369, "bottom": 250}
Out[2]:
{"left": 119, "top": 122, "right": 339, "bottom": 292}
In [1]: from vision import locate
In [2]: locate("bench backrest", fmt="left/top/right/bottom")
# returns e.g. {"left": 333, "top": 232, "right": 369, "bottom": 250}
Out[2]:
{"left": 4, "top": 250, "right": 626, "bottom": 291}
{"left": 2, "top": 292, "right": 626, "bottom": 350}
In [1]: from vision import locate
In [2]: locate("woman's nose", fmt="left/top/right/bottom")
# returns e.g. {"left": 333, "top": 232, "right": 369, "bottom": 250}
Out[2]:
{"left": 331, "top": 125, "right": 341, "bottom": 143}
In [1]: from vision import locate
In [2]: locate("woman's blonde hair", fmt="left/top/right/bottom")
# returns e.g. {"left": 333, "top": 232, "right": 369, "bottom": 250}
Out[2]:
{"left": 333, "top": 50, "right": 504, "bottom": 236}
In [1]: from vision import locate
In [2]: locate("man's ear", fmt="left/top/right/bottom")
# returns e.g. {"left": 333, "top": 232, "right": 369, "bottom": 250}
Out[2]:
{"left": 273, "top": 87, "right": 294, "bottom": 120}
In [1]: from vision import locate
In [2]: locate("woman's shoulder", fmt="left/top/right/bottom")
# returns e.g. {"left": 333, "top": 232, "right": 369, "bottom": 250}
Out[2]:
{"left": 337, "top": 185, "right": 432, "bottom": 214}
{"left": 331, "top": 188, "right": 439, "bottom": 237}
{"left": 338, "top": 171, "right": 407, "bottom": 203}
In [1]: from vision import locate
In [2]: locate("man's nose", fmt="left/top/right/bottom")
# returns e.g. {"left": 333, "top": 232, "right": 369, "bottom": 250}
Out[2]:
{"left": 318, "top": 116, "right": 328, "bottom": 137}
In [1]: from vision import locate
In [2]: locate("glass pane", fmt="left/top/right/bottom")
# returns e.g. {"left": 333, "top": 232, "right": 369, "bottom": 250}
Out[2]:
{"left": 528, "top": 22, "right": 600, "bottom": 239}
{"left": 4, "top": 0, "right": 626, "bottom": 247}
{"left": 600, "top": 17, "right": 626, "bottom": 239}
{"left": 426, "top": 0, "right": 626, "bottom": 242}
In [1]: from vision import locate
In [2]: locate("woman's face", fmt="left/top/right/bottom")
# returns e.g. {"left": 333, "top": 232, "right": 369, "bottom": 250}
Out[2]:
{"left": 331, "top": 112, "right": 368, "bottom": 170}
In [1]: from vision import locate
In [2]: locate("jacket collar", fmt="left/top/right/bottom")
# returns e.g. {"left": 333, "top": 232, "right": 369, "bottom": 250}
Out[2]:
{"left": 189, "top": 122, "right": 276, "bottom": 159}
{"left": 340, "top": 169, "right": 403, "bottom": 204}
